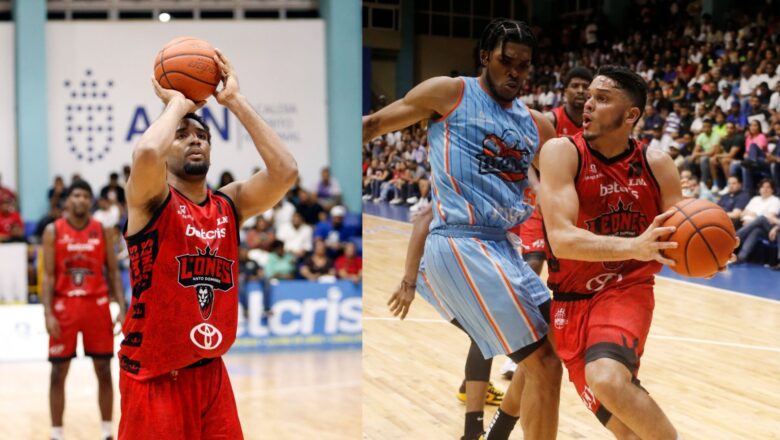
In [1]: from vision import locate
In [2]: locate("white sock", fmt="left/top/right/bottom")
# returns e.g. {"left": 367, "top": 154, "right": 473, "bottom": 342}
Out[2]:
{"left": 51, "top": 426, "right": 64, "bottom": 440}
{"left": 101, "top": 421, "right": 113, "bottom": 438}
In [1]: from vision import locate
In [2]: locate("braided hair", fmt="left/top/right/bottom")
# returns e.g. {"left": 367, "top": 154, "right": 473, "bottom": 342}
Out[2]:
{"left": 479, "top": 18, "right": 537, "bottom": 62}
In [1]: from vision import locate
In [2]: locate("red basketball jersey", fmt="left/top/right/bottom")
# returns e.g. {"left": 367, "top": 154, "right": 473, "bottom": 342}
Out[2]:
{"left": 53, "top": 218, "right": 108, "bottom": 298}
{"left": 552, "top": 106, "right": 583, "bottom": 137}
{"left": 545, "top": 133, "right": 662, "bottom": 294}
{"left": 120, "top": 187, "right": 240, "bottom": 380}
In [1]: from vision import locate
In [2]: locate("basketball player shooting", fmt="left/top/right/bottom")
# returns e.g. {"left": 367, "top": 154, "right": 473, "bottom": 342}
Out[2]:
{"left": 539, "top": 65, "right": 736, "bottom": 440}
{"left": 365, "top": 19, "right": 561, "bottom": 440}
{"left": 117, "top": 48, "right": 297, "bottom": 439}
{"left": 42, "top": 181, "right": 127, "bottom": 440}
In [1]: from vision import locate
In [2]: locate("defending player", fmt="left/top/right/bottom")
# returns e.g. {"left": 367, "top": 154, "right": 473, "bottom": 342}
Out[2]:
{"left": 42, "top": 180, "right": 127, "bottom": 440}
{"left": 365, "top": 19, "right": 561, "bottom": 440}
{"left": 502, "top": 67, "right": 593, "bottom": 379}
{"left": 118, "top": 49, "right": 297, "bottom": 439}
{"left": 539, "top": 65, "right": 697, "bottom": 439}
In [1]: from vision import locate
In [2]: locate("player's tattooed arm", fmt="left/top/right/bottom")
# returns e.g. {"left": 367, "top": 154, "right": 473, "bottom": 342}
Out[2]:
{"left": 362, "top": 76, "right": 463, "bottom": 143}
{"left": 539, "top": 137, "right": 677, "bottom": 265}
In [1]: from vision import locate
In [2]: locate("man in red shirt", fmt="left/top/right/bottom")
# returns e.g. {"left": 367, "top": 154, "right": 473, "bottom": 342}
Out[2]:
{"left": 539, "top": 65, "right": 735, "bottom": 439}
{"left": 42, "top": 180, "right": 127, "bottom": 440}
{"left": 0, "top": 195, "right": 24, "bottom": 243}
{"left": 119, "top": 49, "right": 297, "bottom": 439}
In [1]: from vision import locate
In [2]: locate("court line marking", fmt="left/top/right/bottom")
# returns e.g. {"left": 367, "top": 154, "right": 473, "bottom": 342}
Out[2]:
{"left": 363, "top": 214, "right": 780, "bottom": 304}
{"left": 363, "top": 317, "right": 780, "bottom": 353}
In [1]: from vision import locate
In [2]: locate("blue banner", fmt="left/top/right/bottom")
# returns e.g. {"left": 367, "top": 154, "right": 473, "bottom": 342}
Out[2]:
{"left": 233, "top": 280, "right": 362, "bottom": 352}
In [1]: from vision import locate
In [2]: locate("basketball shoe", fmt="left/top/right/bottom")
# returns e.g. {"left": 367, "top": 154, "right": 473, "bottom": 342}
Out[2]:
{"left": 456, "top": 382, "right": 504, "bottom": 405}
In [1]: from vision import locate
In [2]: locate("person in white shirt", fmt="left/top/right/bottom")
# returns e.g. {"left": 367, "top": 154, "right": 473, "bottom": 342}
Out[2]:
{"left": 715, "top": 86, "right": 735, "bottom": 113}
{"left": 264, "top": 198, "right": 296, "bottom": 231}
{"left": 769, "top": 82, "right": 780, "bottom": 114}
{"left": 275, "top": 212, "right": 313, "bottom": 258}
{"left": 735, "top": 178, "right": 780, "bottom": 263}
{"left": 92, "top": 196, "right": 121, "bottom": 228}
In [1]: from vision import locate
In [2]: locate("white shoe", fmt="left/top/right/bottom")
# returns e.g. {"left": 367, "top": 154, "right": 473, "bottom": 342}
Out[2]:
{"left": 362, "top": 194, "right": 372, "bottom": 201}
{"left": 710, "top": 185, "right": 720, "bottom": 193}
{"left": 406, "top": 196, "right": 419, "bottom": 204}
{"left": 409, "top": 198, "right": 430, "bottom": 213}
{"left": 718, "top": 187, "right": 730, "bottom": 196}
{"left": 389, "top": 197, "right": 403, "bottom": 205}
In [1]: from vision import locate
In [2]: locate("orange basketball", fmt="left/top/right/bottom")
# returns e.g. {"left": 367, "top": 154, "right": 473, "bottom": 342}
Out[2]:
{"left": 660, "top": 198, "right": 737, "bottom": 278}
{"left": 154, "top": 37, "right": 220, "bottom": 101}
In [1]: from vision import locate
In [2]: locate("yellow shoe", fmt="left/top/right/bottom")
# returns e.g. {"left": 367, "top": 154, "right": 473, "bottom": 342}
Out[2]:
{"left": 485, "top": 382, "right": 504, "bottom": 406}
{"left": 456, "top": 382, "right": 505, "bottom": 405}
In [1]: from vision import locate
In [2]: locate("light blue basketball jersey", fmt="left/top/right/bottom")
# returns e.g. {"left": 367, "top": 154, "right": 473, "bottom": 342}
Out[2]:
{"left": 428, "top": 76, "right": 539, "bottom": 230}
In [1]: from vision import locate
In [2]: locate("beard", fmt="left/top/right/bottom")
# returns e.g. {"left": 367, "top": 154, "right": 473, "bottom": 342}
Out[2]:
{"left": 485, "top": 69, "right": 515, "bottom": 102}
{"left": 184, "top": 162, "right": 210, "bottom": 176}
{"left": 583, "top": 113, "right": 625, "bottom": 141}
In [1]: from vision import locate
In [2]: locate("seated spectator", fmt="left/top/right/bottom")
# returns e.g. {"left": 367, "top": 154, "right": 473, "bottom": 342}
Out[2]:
{"left": 717, "top": 175, "right": 751, "bottom": 229}
{"left": 735, "top": 179, "right": 780, "bottom": 264}
{"left": 264, "top": 198, "right": 296, "bottom": 232}
{"left": 296, "top": 189, "right": 325, "bottom": 225}
{"left": 741, "top": 120, "right": 771, "bottom": 193}
{"left": 315, "top": 166, "right": 342, "bottom": 208}
{"left": 238, "top": 246, "right": 263, "bottom": 315}
{"left": 366, "top": 160, "right": 391, "bottom": 202}
{"left": 218, "top": 171, "right": 235, "bottom": 188}
{"left": 264, "top": 240, "right": 296, "bottom": 280}
{"left": 100, "top": 172, "right": 126, "bottom": 206}
{"left": 711, "top": 122, "right": 745, "bottom": 191}
{"left": 0, "top": 196, "right": 24, "bottom": 243}
{"left": 245, "top": 217, "right": 276, "bottom": 251}
{"left": 687, "top": 118, "right": 721, "bottom": 190}
{"left": 47, "top": 175, "right": 67, "bottom": 209}
{"left": 276, "top": 212, "right": 313, "bottom": 259}
{"left": 315, "top": 205, "right": 359, "bottom": 253}
{"left": 335, "top": 242, "right": 362, "bottom": 283}
{"left": 299, "top": 239, "right": 335, "bottom": 281}
{"left": 767, "top": 225, "right": 780, "bottom": 270}
{"left": 93, "top": 196, "right": 121, "bottom": 228}
{"left": 681, "top": 170, "right": 715, "bottom": 202}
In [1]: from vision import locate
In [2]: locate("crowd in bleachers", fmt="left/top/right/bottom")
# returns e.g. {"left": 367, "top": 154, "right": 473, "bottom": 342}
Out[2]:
{"left": 363, "top": 0, "right": 780, "bottom": 268}
{"left": 0, "top": 165, "right": 361, "bottom": 304}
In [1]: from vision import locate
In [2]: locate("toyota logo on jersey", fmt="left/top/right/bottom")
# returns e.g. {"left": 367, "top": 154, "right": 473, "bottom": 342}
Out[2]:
{"left": 190, "top": 323, "right": 223, "bottom": 350}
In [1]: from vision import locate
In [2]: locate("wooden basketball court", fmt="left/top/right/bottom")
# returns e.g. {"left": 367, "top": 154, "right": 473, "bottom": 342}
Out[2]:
{"left": 363, "top": 214, "right": 780, "bottom": 439}
{"left": 0, "top": 350, "right": 361, "bottom": 439}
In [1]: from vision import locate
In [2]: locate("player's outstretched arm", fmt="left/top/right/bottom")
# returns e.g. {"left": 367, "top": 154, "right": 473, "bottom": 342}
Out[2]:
{"left": 362, "top": 76, "right": 463, "bottom": 143}
{"left": 388, "top": 205, "right": 433, "bottom": 320}
{"left": 41, "top": 224, "right": 60, "bottom": 339}
{"left": 539, "top": 138, "right": 677, "bottom": 264}
{"left": 212, "top": 49, "right": 298, "bottom": 223}
{"left": 126, "top": 79, "right": 203, "bottom": 234}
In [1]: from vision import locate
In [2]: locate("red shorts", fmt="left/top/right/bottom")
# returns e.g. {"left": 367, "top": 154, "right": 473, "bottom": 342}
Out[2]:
{"left": 518, "top": 209, "right": 546, "bottom": 256}
{"left": 551, "top": 285, "right": 654, "bottom": 425}
{"left": 48, "top": 295, "right": 114, "bottom": 362}
{"left": 118, "top": 357, "right": 243, "bottom": 440}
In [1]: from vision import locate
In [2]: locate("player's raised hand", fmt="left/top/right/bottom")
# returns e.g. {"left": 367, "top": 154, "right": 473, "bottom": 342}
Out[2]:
{"left": 633, "top": 209, "right": 678, "bottom": 266}
{"left": 213, "top": 48, "right": 241, "bottom": 105}
{"left": 151, "top": 77, "right": 205, "bottom": 112}
{"left": 388, "top": 279, "right": 416, "bottom": 320}
{"left": 45, "top": 313, "right": 61, "bottom": 339}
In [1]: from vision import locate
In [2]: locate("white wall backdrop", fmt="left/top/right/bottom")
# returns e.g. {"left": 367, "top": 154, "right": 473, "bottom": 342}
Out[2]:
{"left": 47, "top": 21, "right": 327, "bottom": 191}
{"left": 0, "top": 24, "right": 16, "bottom": 192}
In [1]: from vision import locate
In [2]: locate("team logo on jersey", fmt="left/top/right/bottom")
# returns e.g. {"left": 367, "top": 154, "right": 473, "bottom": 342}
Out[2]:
{"left": 553, "top": 307, "right": 567, "bottom": 329}
{"left": 64, "top": 255, "right": 94, "bottom": 286}
{"left": 476, "top": 129, "right": 532, "bottom": 182}
{"left": 584, "top": 199, "right": 649, "bottom": 237}
{"left": 176, "top": 246, "right": 234, "bottom": 320}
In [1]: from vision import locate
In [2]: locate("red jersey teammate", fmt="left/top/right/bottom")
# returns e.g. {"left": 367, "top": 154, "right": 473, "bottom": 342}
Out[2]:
{"left": 540, "top": 65, "right": 736, "bottom": 439}
{"left": 118, "top": 49, "right": 297, "bottom": 439}
{"left": 42, "top": 180, "right": 127, "bottom": 440}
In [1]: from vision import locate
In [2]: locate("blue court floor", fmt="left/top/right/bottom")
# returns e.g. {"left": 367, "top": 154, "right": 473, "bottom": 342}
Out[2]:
{"left": 364, "top": 201, "right": 780, "bottom": 302}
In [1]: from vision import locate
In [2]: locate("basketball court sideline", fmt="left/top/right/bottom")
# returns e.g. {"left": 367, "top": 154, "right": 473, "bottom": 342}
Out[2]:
{"left": 362, "top": 212, "right": 780, "bottom": 439}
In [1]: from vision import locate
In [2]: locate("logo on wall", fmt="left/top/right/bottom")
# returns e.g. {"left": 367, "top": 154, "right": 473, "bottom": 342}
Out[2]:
{"left": 64, "top": 69, "right": 115, "bottom": 163}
